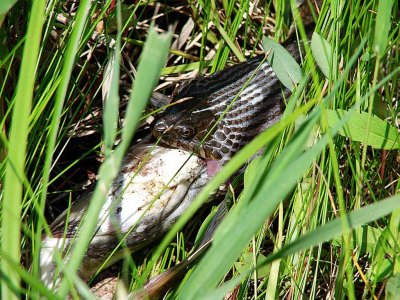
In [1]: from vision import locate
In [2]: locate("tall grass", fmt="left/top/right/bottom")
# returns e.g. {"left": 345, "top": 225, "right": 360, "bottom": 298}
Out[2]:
{"left": 1, "top": 0, "right": 46, "bottom": 298}
{"left": 0, "top": 0, "right": 399, "bottom": 299}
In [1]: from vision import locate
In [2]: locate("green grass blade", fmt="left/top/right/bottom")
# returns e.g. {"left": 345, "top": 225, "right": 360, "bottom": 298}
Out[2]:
{"left": 1, "top": 1, "right": 398, "bottom": 297}
{"left": 206, "top": 193, "right": 400, "bottom": 299}
{"left": 120, "top": 31, "right": 172, "bottom": 145}
{"left": 161, "top": 60, "right": 213, "bottom": 75}
{"left": 0, "top": 248, "right": 61, "bottom": 300}
{"left": 0, "top": 0, "right": 17, "bottom": 17}
{"left": 214, "top": 22, "right": 245, "bottom": 62}
{"left": 181, "top": 102, "right": 389, "bottom": 298}
{"left": 0, "top": 0, "right": 46, "bottom": 298}
{"left": 103, "top": 3, "right": 122, "bottom": 157}
{"left": 265, "top": 194, "right": 400, "bottom": 266}
{"left": 373, "top": 0, "right": 394, "bottom": 58}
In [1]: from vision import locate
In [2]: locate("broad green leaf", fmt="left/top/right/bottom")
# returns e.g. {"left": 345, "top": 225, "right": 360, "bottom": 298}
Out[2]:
{"left": 234, "top": 253, "right": 270, "bottom": 278}
{"left": 311, "top": 32, "right": 333, "bottom": 78}
{"left": 386, "top": 275, "right": 400, "bottom": 300}
{"left": 331, "top": 225, "right": 382, "bottom": 254}
{"left": 262, "top": 36, "right": 303, "bottom": 91}
{"left": 373, "top": 0, "right": 394, "bottom": 58}
{"left": 375, "top": 259, "right": 394, "bottom": 282}
{"left": 326, "top": 109, "right": 399, "bottom": 149}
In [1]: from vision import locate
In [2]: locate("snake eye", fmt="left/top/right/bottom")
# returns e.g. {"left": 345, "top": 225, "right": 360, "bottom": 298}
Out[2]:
{"left": 178, "top": 125, "right": 195, "bottom": 139}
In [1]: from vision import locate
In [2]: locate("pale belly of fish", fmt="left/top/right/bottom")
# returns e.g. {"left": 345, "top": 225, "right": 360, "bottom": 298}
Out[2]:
{"left": 40, "top": 144, "right": 209, "bottom": 287}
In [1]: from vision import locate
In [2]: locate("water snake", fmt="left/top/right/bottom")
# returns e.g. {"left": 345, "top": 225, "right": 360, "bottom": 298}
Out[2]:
{"left": 152, "top": 33, "right": 306, "bottom": 165}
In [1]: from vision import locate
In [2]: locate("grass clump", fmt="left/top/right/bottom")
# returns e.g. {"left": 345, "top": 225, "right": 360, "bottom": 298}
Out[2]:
{"left": 0, "top": 0, "right": 399, "bottom": 299}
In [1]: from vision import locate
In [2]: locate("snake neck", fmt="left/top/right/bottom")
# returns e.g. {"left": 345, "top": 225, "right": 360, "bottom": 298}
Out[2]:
{"left": 198, "top": 58, "right": 286, "bottom": 164}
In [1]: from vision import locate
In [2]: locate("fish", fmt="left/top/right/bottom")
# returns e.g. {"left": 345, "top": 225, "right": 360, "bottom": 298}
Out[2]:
{"left": 40, "top": 144, "right": 209, "bottom": 287}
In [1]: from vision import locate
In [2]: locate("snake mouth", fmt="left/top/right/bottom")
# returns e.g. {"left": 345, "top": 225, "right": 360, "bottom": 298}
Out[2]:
{"left": 203, "top": 158, "right": 222, "bottom": 177}
{"left": 153, "top": 132, "right": 221, "bottom": 178}
{"left": 152, "top": 126, "right": 221, "bottom": 178}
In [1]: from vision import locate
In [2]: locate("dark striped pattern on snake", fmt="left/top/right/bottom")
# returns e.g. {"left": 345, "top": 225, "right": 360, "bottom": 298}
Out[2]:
{"left": 153, "top": 33, "right": 306, "bottom": 165}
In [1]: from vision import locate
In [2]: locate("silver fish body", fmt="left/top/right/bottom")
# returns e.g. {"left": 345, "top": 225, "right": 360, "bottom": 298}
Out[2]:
{"left": 40, "top": 144, "right": 208, "bottom": 286}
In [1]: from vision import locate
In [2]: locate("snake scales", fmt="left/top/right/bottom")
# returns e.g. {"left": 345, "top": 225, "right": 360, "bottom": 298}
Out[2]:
{"left": 153, "top": 33, "right": 306, "bottom": 165}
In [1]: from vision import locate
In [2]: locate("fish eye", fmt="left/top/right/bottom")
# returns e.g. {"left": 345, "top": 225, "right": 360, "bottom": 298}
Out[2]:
{"left": 153, "top": 120, "right": 168, "bottom": 136}
{"left": 177, "top": 125, "right": 195, "bottom": 139}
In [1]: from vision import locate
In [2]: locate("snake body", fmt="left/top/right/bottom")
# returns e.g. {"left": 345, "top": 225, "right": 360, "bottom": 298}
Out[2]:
{"left": 153, "top": 35, "right": 305, "bottom": 164}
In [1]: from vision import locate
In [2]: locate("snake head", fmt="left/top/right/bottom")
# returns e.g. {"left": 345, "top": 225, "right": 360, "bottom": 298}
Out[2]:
{"left": 152, "top": 98, "right": 219, "bottom": 159}
{"left": 153, "top": 118, "right": 197, "bottom": 143}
